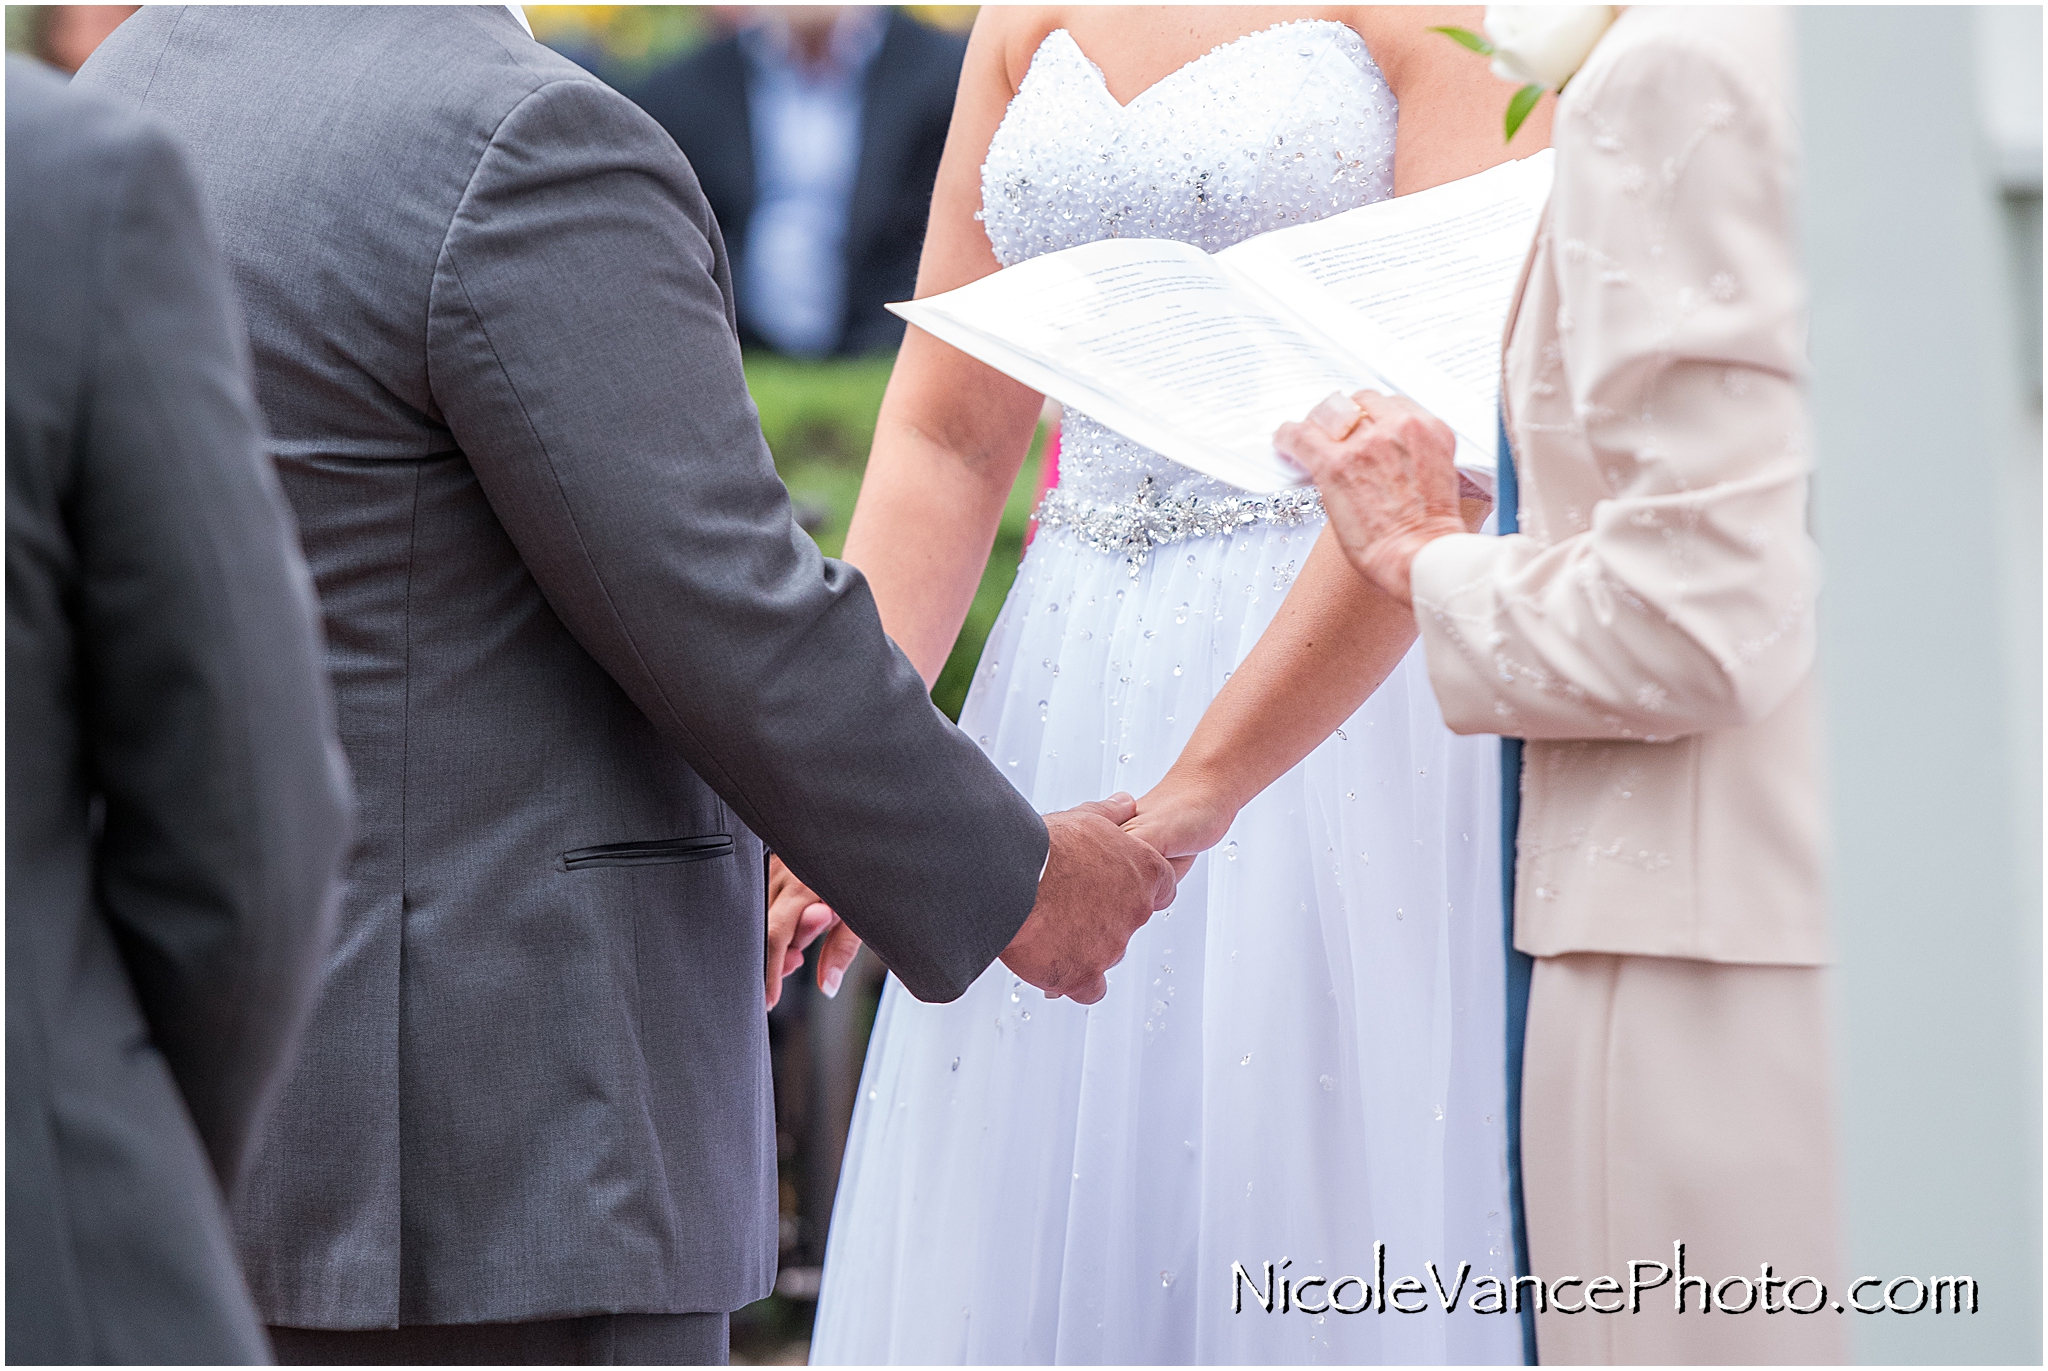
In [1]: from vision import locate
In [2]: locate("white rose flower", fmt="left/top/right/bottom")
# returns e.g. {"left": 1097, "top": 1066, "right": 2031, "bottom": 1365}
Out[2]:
{"left": 1484, "top": 5, "right": 1618, "bottom": 91}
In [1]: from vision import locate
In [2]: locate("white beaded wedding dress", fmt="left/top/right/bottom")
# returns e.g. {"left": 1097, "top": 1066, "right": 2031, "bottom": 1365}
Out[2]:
{"left": 811, "top": 23, "right": 1521, "bottom": 1365}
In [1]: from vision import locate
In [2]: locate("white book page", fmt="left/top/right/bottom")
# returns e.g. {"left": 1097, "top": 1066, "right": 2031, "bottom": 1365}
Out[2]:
{"left": 891, "top": 239, "right": 1390, "bottom": 493}
{"left": 1219, "top": 150, "right": 1555, "bottom": 477}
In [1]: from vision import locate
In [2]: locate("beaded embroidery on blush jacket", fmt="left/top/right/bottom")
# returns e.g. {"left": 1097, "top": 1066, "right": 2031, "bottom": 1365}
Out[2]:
{"left": 978, "top": 21, "right": 1399, "bottom": 561}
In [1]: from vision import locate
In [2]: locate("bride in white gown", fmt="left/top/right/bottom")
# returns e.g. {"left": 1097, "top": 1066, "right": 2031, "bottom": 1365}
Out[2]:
{"left": 778, "top": 8, "right": 1551, "bottom": 1363}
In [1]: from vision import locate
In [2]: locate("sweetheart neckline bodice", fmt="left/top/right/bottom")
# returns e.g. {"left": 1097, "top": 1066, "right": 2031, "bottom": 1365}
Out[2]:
{"left": 1044, "top": 19, "right": 1356, "bottom": 111}
{"left": 977, "top": 19, "right": 1401, "bottom": 529}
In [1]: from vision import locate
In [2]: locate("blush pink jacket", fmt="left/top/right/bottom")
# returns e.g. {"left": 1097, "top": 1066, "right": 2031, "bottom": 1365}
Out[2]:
{"left": 1408, "top": 6, "right": 1827, "bottom": 965}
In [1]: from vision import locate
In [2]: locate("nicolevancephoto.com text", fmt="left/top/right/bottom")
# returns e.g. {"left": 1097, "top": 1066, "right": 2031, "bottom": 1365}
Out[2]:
{"left": 1231, "top": 1243, "right": 1978, "bottom": 1319}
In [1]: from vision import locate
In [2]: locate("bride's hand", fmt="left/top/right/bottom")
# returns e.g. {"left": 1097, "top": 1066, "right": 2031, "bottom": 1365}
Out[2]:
{"left": 766, "top": 855, "right": 865, "bottom": 1008}
{"left": 1122, "top": 775, "right": 1239, "bottom": 881}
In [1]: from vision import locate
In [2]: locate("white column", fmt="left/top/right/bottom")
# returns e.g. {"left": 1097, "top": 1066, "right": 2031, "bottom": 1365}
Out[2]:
{"left": 1797, "top": 6, "right": 2042, "bottom": 1364}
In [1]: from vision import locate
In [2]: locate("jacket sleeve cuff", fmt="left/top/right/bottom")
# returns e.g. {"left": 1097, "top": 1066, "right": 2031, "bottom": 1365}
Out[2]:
{"left": 1408, "top": 532, "right": 1516, "bottom": 737}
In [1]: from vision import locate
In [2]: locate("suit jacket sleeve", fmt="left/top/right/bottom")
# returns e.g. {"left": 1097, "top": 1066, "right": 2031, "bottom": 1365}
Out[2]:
{"left": 425, "top": 78, "right": 1047, "bottom": 1002}
{"left": 80, "top": 116, "right": 354, "bottom": 1187}
{"left": 1409, "top": 29, "right": 1819, "bottom": 742}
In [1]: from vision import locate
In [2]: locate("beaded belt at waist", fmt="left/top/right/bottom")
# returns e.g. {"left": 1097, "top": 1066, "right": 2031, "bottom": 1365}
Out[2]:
{"left": 1032, "top": 477, "right": 1325, "bottom": 573}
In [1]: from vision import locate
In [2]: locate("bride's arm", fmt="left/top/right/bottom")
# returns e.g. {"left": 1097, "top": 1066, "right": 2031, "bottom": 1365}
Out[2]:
{"left": 838, "top": 9, "right": 1055, "bottom": 681}
{"left": 1126, "top": 8, "right": 1548, "bottom": 864}
{"left": 1127, "top": 526, "right": 1423, "bottom": 866}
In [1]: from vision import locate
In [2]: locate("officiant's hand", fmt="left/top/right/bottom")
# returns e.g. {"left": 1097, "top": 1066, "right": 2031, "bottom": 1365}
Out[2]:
{"left": 765, "top": 855, "right": 864, "bottom": 1009}
{"left": 1003, "top": 794, "right": 1178, "bottom": 1005}
{"left": 1275, "top": 390, "right": 1475, "bottom": 607}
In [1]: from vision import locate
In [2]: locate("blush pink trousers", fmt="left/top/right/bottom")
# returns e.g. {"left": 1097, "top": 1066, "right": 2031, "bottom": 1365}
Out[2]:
{"left": 1521, "top": 952, "right": 1848, "bottom": 1365}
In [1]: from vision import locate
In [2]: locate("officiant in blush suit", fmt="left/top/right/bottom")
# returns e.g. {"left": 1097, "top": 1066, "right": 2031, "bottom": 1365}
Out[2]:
{"left": 1277, "top": 7, "right": 1844, "bottom": 1364}
{"left": 77, "top": 6, "right": 1173, "bottom": 1363}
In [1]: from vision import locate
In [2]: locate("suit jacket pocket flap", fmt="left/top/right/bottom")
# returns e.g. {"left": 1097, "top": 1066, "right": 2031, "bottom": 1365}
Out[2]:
{"left": 560, "top": 834, "right": 734, "bottom": 870}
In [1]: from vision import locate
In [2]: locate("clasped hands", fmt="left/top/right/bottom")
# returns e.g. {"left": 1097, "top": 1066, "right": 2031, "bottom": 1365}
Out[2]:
{"left": 767, "top": 783, "right": 1243, "bottom": 1010}
{"left": 765, "top": 794, "right": 1187, "bottom": 1010}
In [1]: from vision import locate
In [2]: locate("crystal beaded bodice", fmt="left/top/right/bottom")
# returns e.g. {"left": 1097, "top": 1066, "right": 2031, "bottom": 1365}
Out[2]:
{"left": 980, "top": 22, "right": 1398, "bottom": 547}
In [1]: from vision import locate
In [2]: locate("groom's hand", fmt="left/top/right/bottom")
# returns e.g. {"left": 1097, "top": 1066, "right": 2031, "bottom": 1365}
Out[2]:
{"left": 1001, "top": 794, "right": 1178, "bottom": 1005}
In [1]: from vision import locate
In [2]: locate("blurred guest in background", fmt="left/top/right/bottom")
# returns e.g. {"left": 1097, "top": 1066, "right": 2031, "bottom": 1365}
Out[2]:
{"left": 634, "top": 7, "right": 968, "bottom": 357}
{"left": 6, "top": 55, "right": 352, "bottom": 1364}
{"left": 25, "top": 4, "right": 137, "bottom": 74}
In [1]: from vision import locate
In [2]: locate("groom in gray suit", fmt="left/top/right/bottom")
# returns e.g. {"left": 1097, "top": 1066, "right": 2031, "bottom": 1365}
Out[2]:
{"left": 80, "top": 6, "right": 1174, "bottom": 1363}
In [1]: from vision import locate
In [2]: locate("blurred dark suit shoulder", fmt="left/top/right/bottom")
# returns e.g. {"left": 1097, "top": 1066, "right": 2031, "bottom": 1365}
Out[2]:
{"left": 633, "top": 11, "right": 969, "bottom": 355}
{"left": 5, "top": 53, "right": 351, "bottom": 1364}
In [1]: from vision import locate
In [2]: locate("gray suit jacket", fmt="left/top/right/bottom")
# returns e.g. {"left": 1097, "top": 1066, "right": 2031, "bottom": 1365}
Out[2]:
{"left": 77, "top": 5, "right": 1049, "bottom": 1330}
{"left": 6, "top": 56, "right": 353, "bottom": 1363}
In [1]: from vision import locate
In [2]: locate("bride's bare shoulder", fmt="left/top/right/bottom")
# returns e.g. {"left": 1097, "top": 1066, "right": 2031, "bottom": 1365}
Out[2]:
{"left": 967, "top": 7, "right": 1069, "bottom": 94}
{"left": 1335, "top": 6, "right": 1482, "bottom": 90}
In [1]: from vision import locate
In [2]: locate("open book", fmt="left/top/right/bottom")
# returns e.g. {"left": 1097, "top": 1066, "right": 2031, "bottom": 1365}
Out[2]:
{"left": 891, "top": 151, "right": 1554, "bottom": 494}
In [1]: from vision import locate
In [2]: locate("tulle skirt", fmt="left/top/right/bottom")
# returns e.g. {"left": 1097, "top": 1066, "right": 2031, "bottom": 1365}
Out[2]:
{"left": 811, "top": 516, "right": 1522, "bottom": 1365}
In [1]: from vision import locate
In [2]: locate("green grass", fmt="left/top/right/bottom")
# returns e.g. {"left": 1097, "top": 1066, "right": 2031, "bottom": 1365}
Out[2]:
{"left": 743, "top": 351, "right": 1045, "bottom": 722}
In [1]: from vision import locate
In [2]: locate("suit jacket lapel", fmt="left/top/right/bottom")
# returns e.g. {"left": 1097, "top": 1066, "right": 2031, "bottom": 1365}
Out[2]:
{"left": 844, "top": 12, "right": 910, "bottom": 272}
{"left": 1497, "top": 194, "right": 1551, "bottom": 451}
{"left": 706, "top": 40, "right": 757, "bottom": 238}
